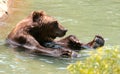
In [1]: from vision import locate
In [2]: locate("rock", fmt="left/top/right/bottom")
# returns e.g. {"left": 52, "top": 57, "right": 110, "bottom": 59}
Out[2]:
{"left": 0, "top": 0, "right": 12, "bottom": 21}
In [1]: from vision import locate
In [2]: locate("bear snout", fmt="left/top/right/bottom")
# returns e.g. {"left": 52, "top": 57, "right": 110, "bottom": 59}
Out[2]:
{"left": 62, "top": 28, "right": 68, "bottom": 34}
{"left": 55, "top": 28, "right": 67, "bottom": 37}
{"left": 60, "top": 29, "right": 67, "bottom": 37}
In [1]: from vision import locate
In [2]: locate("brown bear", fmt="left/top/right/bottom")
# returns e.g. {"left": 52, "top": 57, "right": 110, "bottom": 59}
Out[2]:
{"left": 6, "top": 10, "right": 105, "bottom": 58}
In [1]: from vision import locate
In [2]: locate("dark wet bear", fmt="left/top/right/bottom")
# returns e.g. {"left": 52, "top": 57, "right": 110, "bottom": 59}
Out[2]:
{"left": 6, "top": 10, "right": 74, "bottom": 57}
{"left": 6, "top": 10, "right": 105, "bottom": 58}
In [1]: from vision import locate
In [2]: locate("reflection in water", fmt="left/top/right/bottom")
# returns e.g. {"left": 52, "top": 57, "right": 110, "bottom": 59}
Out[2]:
{"left": 0, "top": 0, "right": 120, "bottom": 74}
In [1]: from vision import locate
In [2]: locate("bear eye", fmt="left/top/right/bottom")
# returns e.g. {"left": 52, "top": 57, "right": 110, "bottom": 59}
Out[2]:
{"left": 53, "top": 21, "right": 58, "bottom": 28}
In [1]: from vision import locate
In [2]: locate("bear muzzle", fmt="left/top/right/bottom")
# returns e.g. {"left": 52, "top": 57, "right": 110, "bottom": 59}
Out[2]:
{"left": 55, "top": 28, "right": 68, "bottom": 37}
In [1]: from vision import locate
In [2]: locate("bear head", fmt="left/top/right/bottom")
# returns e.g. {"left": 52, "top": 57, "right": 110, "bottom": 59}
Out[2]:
{"left": 29, "top": 11, "right": 68, "bottom": 42}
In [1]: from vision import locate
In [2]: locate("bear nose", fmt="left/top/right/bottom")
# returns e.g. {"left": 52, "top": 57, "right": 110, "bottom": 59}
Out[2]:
{"left": 64, "top": 29, "right": 68, "bottom": 32}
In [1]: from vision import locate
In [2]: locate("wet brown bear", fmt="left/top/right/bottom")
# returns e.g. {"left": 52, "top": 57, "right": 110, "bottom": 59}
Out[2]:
{"left": 6, "top": 10, "right": 76, "bottom": 57}
{"left": 6, "top": 10, "right": 105, "bottom": 58}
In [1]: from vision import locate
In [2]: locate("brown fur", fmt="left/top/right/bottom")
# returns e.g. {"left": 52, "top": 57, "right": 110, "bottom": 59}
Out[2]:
{"left": 6, "top": 10, "right": 105, "bottom": 58}
{"left": 6, "top": 10, "right": 73, "bottom": 57}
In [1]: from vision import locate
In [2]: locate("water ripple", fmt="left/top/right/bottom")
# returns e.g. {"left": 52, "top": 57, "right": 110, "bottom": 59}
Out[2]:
{"left": 56, "top": 67, "right": 66, "bottom": 70}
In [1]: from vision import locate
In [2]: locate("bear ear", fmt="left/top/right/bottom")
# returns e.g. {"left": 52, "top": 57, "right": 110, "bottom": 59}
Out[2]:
{"left": 32, "top": 11, "right": 40, "bottom": 22}
{"left": 39, "top": 10, "right": 46, "bottom": 16}
{"left": 32, "top": 11, "right": 46, "bottom": 22}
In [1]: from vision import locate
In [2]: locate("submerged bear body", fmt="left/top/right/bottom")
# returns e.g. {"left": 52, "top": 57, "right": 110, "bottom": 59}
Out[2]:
{"left": 6, "top": 10, "right": 105, "bottom": 58}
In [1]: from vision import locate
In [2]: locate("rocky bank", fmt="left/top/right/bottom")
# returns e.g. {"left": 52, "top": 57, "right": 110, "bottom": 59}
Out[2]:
{"left": 0, "top": 0, "right": 12, "bottom": 21}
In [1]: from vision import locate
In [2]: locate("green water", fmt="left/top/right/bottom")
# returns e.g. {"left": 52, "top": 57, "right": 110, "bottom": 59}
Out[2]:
{"left": 0, "top": 0, "right": 120, "bottom": 74}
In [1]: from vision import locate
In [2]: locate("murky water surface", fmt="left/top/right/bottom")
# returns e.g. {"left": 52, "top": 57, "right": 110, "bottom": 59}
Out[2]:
{"left": 0, "top": 0, "right": 120, "bottom": 74}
